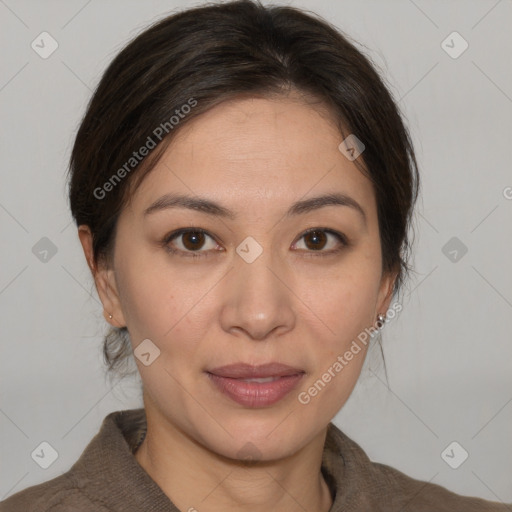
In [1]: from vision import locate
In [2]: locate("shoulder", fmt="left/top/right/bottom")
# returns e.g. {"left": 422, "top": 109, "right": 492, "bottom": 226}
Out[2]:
{"left": 325, "top": 423, "right": 511, "bottom": 511}
{"left": 0, "top": 408, "right": 146, "bottom": 512}
{"left": 0, "top": 472, "right": 107, "bottom": 512}
{"left": 369, "top": 459, "right": 511, "bottom": 511}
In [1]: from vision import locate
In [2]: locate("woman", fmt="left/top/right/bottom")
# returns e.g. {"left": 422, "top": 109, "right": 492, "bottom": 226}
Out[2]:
{"left": 1, "top": 1, "right": 509, "bottom": 511}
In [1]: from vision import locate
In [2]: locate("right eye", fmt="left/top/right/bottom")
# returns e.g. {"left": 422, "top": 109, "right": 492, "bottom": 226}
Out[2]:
{"left": 161, "top": 228, "right": 221, "bottom": 259}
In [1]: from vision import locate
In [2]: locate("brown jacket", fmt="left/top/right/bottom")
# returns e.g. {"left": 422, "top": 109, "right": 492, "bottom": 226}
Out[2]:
{"left": 1, "top": 408, "right": 510, "bottom": 511}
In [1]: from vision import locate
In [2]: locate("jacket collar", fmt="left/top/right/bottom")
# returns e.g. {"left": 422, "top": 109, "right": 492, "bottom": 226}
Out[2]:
{"left": 69, "top": 408, "right": 372, "bottom": 511}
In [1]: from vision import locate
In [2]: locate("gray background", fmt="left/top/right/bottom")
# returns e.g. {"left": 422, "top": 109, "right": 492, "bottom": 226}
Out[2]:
{"left": 1, "top": 0, "right": 511, "bottom": 504}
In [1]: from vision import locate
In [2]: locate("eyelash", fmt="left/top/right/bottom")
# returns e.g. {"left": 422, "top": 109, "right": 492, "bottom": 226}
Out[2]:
{"left": 160, "top": 227, "right": 349, "bottom": 259}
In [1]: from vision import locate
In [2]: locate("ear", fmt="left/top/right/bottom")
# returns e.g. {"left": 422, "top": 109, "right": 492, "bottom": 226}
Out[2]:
{"left": 77, "top": 225, "right": 127, "bottom": 328}
{"left": 375, "top": 267, "right": 398, "bottom": 319}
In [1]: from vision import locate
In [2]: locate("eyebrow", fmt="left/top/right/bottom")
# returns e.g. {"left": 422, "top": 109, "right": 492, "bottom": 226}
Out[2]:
{"left": 143, "top": 192, "right": 367, "bottom": 225}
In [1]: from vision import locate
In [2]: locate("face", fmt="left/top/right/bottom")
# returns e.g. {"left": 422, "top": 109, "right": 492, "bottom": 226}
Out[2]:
{"left": 86, "top": 92, "right": 395, "bottom": 461}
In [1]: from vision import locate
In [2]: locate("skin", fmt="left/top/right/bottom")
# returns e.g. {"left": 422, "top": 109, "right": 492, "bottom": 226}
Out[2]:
{"left": 79, "top": 91, "right": 397, "bottom": 512}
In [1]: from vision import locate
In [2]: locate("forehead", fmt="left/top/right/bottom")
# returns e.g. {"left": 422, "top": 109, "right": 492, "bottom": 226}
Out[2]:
{"left": 128, "top": 95, "right": 377, "bottom": 221}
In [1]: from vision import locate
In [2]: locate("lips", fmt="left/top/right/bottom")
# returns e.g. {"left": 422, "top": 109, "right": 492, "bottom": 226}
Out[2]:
{"left": 206, "top": 362, "right": 305, "bottom": 407}
{"left": 207, "top": 362, "right": 305, "bottom": 379}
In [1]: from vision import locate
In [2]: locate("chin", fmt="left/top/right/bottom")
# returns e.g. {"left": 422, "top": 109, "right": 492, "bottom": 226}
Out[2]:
{"left": 198, "top": 413, "right": 317, "bottom": 462}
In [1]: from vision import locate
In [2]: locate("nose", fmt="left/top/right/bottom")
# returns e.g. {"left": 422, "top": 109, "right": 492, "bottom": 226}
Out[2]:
{"left": 219, "top": 244, "right": 296, "bottom": 341}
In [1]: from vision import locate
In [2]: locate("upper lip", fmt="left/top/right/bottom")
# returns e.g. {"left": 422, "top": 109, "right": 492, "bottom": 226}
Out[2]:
{"left": 207, "top": 362, "right": 305, "bottom": 379}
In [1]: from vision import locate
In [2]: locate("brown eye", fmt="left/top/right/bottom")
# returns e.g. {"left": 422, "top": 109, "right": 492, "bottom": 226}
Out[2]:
{"left": 303, "top": 230, "right": 328, "bottom": 251}
{"left": 163, "top": 228, "right": 218, "bottom": 259}
{"left": 293, "top": 228, "right": 348, "bottom": 256}
{"left": 181, "top": 231, "right": 206, "bottom": 251}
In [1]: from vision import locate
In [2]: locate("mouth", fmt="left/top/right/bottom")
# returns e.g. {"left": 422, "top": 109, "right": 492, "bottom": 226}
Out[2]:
{"left": 206, "top": 362, "right": 305, "bottom": 407}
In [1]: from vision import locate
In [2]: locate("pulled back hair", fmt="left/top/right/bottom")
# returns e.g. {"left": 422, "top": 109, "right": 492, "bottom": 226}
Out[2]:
{"left": 67, "top": 0, "right": 419, "bottom": 383}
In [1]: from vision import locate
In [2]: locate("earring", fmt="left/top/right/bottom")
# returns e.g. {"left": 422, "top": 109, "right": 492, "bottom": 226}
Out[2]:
{"left": 376, "top": 313, "right": 386, "bottom": 329}
{"left": 108, "top": 314, "right": 113, "bottom": 319}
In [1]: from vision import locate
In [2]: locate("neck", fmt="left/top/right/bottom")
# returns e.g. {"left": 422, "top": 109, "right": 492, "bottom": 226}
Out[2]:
{"left": 134, "top": 413, "right": 333, "bottom": 512}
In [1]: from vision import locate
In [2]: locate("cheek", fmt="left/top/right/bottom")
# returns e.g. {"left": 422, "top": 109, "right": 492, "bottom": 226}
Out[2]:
{"left": 299, "top": 251, "right": 382, "bottom": 379}
{"left": 295, "top": 270, "right": 377, "bottom": 415}
{"left": 114, "top": 248, "right": 177, "bottom": 339}
{"left": 115, "top": 249, "right": 215, "bottom": 352}
{"left": 304, "top": 255, "right": 381, "bottom": 332}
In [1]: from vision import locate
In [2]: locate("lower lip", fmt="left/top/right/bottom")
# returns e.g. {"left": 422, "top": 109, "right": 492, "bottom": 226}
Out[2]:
{"left": 207, "top": 373, "right": 304, "bottom": 407}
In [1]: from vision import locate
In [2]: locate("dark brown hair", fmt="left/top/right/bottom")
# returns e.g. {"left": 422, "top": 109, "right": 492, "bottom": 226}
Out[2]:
{"left": 67, "top": 0, "right": 419, "bottom": 382}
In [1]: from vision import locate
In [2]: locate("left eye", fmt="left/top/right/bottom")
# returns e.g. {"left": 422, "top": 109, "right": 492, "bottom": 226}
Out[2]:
{"left": 293, "top": 228, "right": 347, "bottom": 254}
{"left": 162, "top": 227, "right": 348, "bottom": 259}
